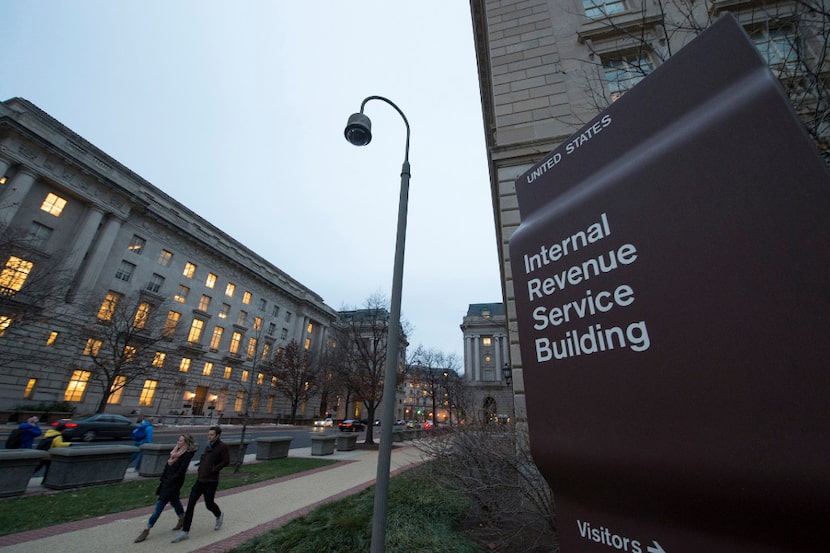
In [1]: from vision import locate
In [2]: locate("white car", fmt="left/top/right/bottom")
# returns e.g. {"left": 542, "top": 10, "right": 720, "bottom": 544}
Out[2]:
{"left": 314, "top": 418, "right": 333, "bottom": 427}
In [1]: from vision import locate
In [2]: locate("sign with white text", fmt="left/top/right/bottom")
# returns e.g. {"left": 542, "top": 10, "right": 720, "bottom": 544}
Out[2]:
{"left": 509, "top": 15, "right": 829, "bottom": 552}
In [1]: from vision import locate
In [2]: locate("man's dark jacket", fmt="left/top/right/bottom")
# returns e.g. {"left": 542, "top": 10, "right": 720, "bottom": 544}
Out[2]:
{"left": 197, "top": 439, "right": 230, "bottom": 482}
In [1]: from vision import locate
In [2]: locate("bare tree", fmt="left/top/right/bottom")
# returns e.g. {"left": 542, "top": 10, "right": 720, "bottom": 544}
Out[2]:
{"left": 76, "top": 291, "right": 174, "bottom": 413}
{"left": 332, "top": 293, "right": 409, "bottom": 444}
{"left": 408, "top": 346, "right": 461, "bottom": 426}
{"left": 269, "top": 339, "right": 319, "bottom": 424}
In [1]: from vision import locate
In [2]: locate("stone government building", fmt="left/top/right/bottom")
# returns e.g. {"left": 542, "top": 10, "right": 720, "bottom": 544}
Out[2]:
{"left": 0, "top": 97, "right": 339, "bottom": 420}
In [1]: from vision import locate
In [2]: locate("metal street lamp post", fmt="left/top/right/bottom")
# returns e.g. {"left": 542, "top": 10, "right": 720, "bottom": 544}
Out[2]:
{"left": 344, "top": 95, "right": 410, "bottom": 553}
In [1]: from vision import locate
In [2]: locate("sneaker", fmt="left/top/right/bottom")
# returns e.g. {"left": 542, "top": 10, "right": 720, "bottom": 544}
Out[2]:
{"left": 171, "top": 531, "right": 189, "bottom": 543}
{"left": 215, "top": 513, "right": 224, "bottom": 530}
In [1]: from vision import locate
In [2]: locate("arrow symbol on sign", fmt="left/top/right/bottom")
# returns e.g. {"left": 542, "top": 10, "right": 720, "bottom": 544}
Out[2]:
{"left": 646, "top": 541, "right": 666, "bottom": 553}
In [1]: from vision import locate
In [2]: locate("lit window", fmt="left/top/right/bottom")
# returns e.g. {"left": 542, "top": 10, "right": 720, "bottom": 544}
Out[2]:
{"left": 0, "top": 315, "right": 12, "bottom": 336}
{"left": 254, "top": 317, "right": 262, "bottom": 331}
{"left": 123, "top": 345, "right": 136, "bottom": 362}
{"left": 139, "top": 380, "right": 158, "bottom": 406}
{"left": 241, "top": 370, "right": 249, "bottom": 383}
{"left": 218, "top": 303, "right": 230, "bottom": 319}
{"left": 583, "top": 0, "right": 626, "bottom": 19}
{"left": 147, "top": 273, "right": 164, "bottom": 293}
{"left": 107, "top": 376, "right": 127, "bottom": 404}
{"left": 40, "top": 193, "right": 67, "bottom": 216}
{"left": 152, "top": 351, "right": 166, "bottom": 367}
{"left": 210, "top": 326, "right": 224, "bottom": 351}
{"left": 304, "top": 337, "right": 311, "bottom": 350}
{"left": 133, "top": 302, "right": 152, "bottom": 329}
{"left": 97, "top": 291, "right": 122, "bottom": 322}
{"left": 0, "top": 176, "right": 6, "bottom": 185}
{"left": 46, "top": 331, "right": 59, "bottom": 346}
{"left": 198, "top": 294, "right": 211, "bottom": 311}
{"left": 179, "top": 358, "right": 191, "bottom": 372}
{"left": 603, "top": 53, "right": 652, "bottom": 101}
{"left": 84, "top": 338, "right": 103, "bottom": 356}
{"left": 242, "top": 291, "right": 252, "bottom": 305}
{"left": 0, "top": 256, "right": 34, "bottom": 295}
{"left": 24, "top": 378, "right": 37, "bottom": 399}
{"left": 229, "top": 331, "right": 242, "bottom": 354}
{"left": 235, "top": 391, "right": 244, "bottom": 411}
{"left": 206, "top": 272, "right": 217, "bottom": 288}
{"left": 183, "top": 262, "right": 197, "bottom": 279}
{"left": 247, "top": 337, "right": 257, "bottom": 360}
{"left": 266, "top": 395, "right": 274, "bottom": 413}
{"left": 188, "top": 318, "right": 205, "bottom": 343}
{"left": 64, "top": 370, "right": 91, "bottom": 402}
{"left": 271, "top": 376, "right": 277, "bottom": 387}
{"left": 484, "top": 354, "right": 492, "bottom": 362}
{"left": 237, "top": 310, "right": 248, "bottom": 326}
{"left": 164, "top": 310, "right": 181, "bottom": 337}
{"left": 174, "top": 285, "right": 190, "bottom": 303}
{"left": 157, "top": 249, "right": 173, "bottom": 266}
{"left": 482, "top": 336, "right": 492, "bottom": 346}
{"left": 114, "top": 260, "right": 135, "bottom": 282}
{"left": 307, "top": 322, "right": 314, "bottom": 334}
{"left": 128, "top": 235, "right": 146, "bottom": 255}
{"left": 224, "top": 366, "right": 233, "bottom": 379}
{"left": 203, "top": 361, "right": 214, "bottom": 376}
{"left": 225, "top": 282, "right": 236, "bottom": 297}
{"left": 29, "top": 222, "right": 53, "bottom": 248}
{"left": 262, "top": 342, "right": 271, "bottom": 360}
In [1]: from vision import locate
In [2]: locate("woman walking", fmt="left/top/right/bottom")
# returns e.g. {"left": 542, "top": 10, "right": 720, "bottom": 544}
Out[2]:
{"left": 135, "top": 434, "right": 198, "bottom": 543}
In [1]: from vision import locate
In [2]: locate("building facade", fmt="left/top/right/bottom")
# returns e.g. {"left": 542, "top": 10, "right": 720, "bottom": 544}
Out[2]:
{"left": 0, "top": 97, "right": 338, "bottom": 420}
{"left": 460, "top": 302, "right": 513, "bottom": 423}
{"left": 469, "top": 0, "right": 830, "bottom": 425}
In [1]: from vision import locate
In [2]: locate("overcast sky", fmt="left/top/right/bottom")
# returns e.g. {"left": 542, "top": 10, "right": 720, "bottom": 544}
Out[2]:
{"left": 0, "top": 2, "right": 501, "bottom": 367}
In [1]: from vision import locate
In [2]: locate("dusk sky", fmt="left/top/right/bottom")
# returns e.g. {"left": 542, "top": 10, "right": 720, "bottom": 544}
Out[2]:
{"left": 0, "top": 2, "right": 502, "bottom": 366}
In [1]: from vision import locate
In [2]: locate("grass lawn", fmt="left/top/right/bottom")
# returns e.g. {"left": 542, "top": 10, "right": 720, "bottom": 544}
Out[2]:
{"left": 228, "top": 465, "right": 482, "bottom": 553}
{"left": 0, "top": 457, "right": 335, "bottom": 536}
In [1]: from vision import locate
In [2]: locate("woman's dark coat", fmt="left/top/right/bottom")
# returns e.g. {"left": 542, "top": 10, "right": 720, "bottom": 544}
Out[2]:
{"left": 155, "top": 449, "right": 196, "bottom": 501}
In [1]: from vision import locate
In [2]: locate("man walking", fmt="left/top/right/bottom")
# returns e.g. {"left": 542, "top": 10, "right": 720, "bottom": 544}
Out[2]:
{"left": 172, "top": 426, "right": 230, "bottom": 543}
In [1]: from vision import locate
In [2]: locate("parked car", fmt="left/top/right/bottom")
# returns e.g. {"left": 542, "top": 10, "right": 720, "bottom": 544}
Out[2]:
{"left": 55, "top": 413, "right": 138, "bottom": 442}
{"left": 338, "top": 419, "right": 366, "bottom": 432}
{"left": 314, "top": 418, "right": 334, "bottom": 427}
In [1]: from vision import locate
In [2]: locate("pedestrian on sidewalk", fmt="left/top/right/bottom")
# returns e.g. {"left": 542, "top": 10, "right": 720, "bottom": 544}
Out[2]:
{"left": 135, "top": 434, "right": 198, "bottom": 543}
{"left": 172, "top": 426, "right": 229, "bottom": 543}
{"left": 130, "top": 416, "right": 154, "bottom": 470}
{"left": 33, "top": 422, "right": 71, "bottom": 477}
{"left": 13, "top": 416, "right": 43, "bottom": 449}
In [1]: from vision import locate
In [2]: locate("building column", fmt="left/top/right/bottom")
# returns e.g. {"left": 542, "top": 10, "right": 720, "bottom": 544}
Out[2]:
{"left": 0, "top": 156, "right": 12, "bottom": 180}
{"left": 494, "top": 334, "right": 502, "bottom": 375}
{"left": 0, "top": 167, "right": 37, "bottom": 228}
{"left": 71, "top": 214, "right": 123, "bottom": 296}
{"left": 60, "top": 205, "right": 105, "bottom": 280}
{"left": 473, "top": 335, "right": 480, "bottom": 383}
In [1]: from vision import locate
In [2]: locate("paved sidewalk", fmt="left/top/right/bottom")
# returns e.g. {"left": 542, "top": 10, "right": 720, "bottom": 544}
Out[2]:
{"left": 0, "top": 444, "right": 424, "bottom": 553}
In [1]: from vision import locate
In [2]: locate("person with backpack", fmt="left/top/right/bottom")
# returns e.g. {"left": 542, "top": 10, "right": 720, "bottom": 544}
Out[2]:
{"left": 130, "top": 417, "right": 154, "bottom": 470}
{"left": 134, "top": 434, "right": 198, "bottom": 543}
{"left": 33, "top": 422, "right": 71, "bottom": 477}
{"left": 7, "top": 416, "right": 43, "bottom": 449}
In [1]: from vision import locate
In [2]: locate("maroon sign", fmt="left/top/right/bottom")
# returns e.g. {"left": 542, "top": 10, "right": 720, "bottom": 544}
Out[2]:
{"left": 509, "top": 15, "right": 829, "bottom": 552}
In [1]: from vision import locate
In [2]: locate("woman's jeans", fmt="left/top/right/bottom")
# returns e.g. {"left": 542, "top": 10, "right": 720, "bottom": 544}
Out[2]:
{"left": 148, "top": 497, "right": 185, "bottom": 528}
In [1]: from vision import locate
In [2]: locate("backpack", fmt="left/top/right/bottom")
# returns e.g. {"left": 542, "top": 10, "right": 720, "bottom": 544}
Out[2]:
{"left": 5, "top": 428, "right": 25, "bottom": 449}
{"left": 36, "top": 435, "right": 57, "bottom": 451}
{"left": 132, "top": 425, "right": 146, "bottom": 441}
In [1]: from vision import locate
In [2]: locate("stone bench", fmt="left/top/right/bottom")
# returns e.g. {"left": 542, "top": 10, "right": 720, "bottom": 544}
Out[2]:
{"left": 335, "top": 433, "right": 358, "bottom": 451}
{"left": 0, "top": 449, "right": 48, "bottom": 497}
{"left": 44, "top": 445, "right": 136, "bottom": 490}
{"left": 223, "top": 439, "right": 251, "bottom": 466}
{"left": 137, "top": 442, "right": 178, "bottom": 477}
{"left": 255, "top": 436, "right": 293, "bottom": 460}
{"left": 310, "top": 434, "right": 336, "bottom": 456}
